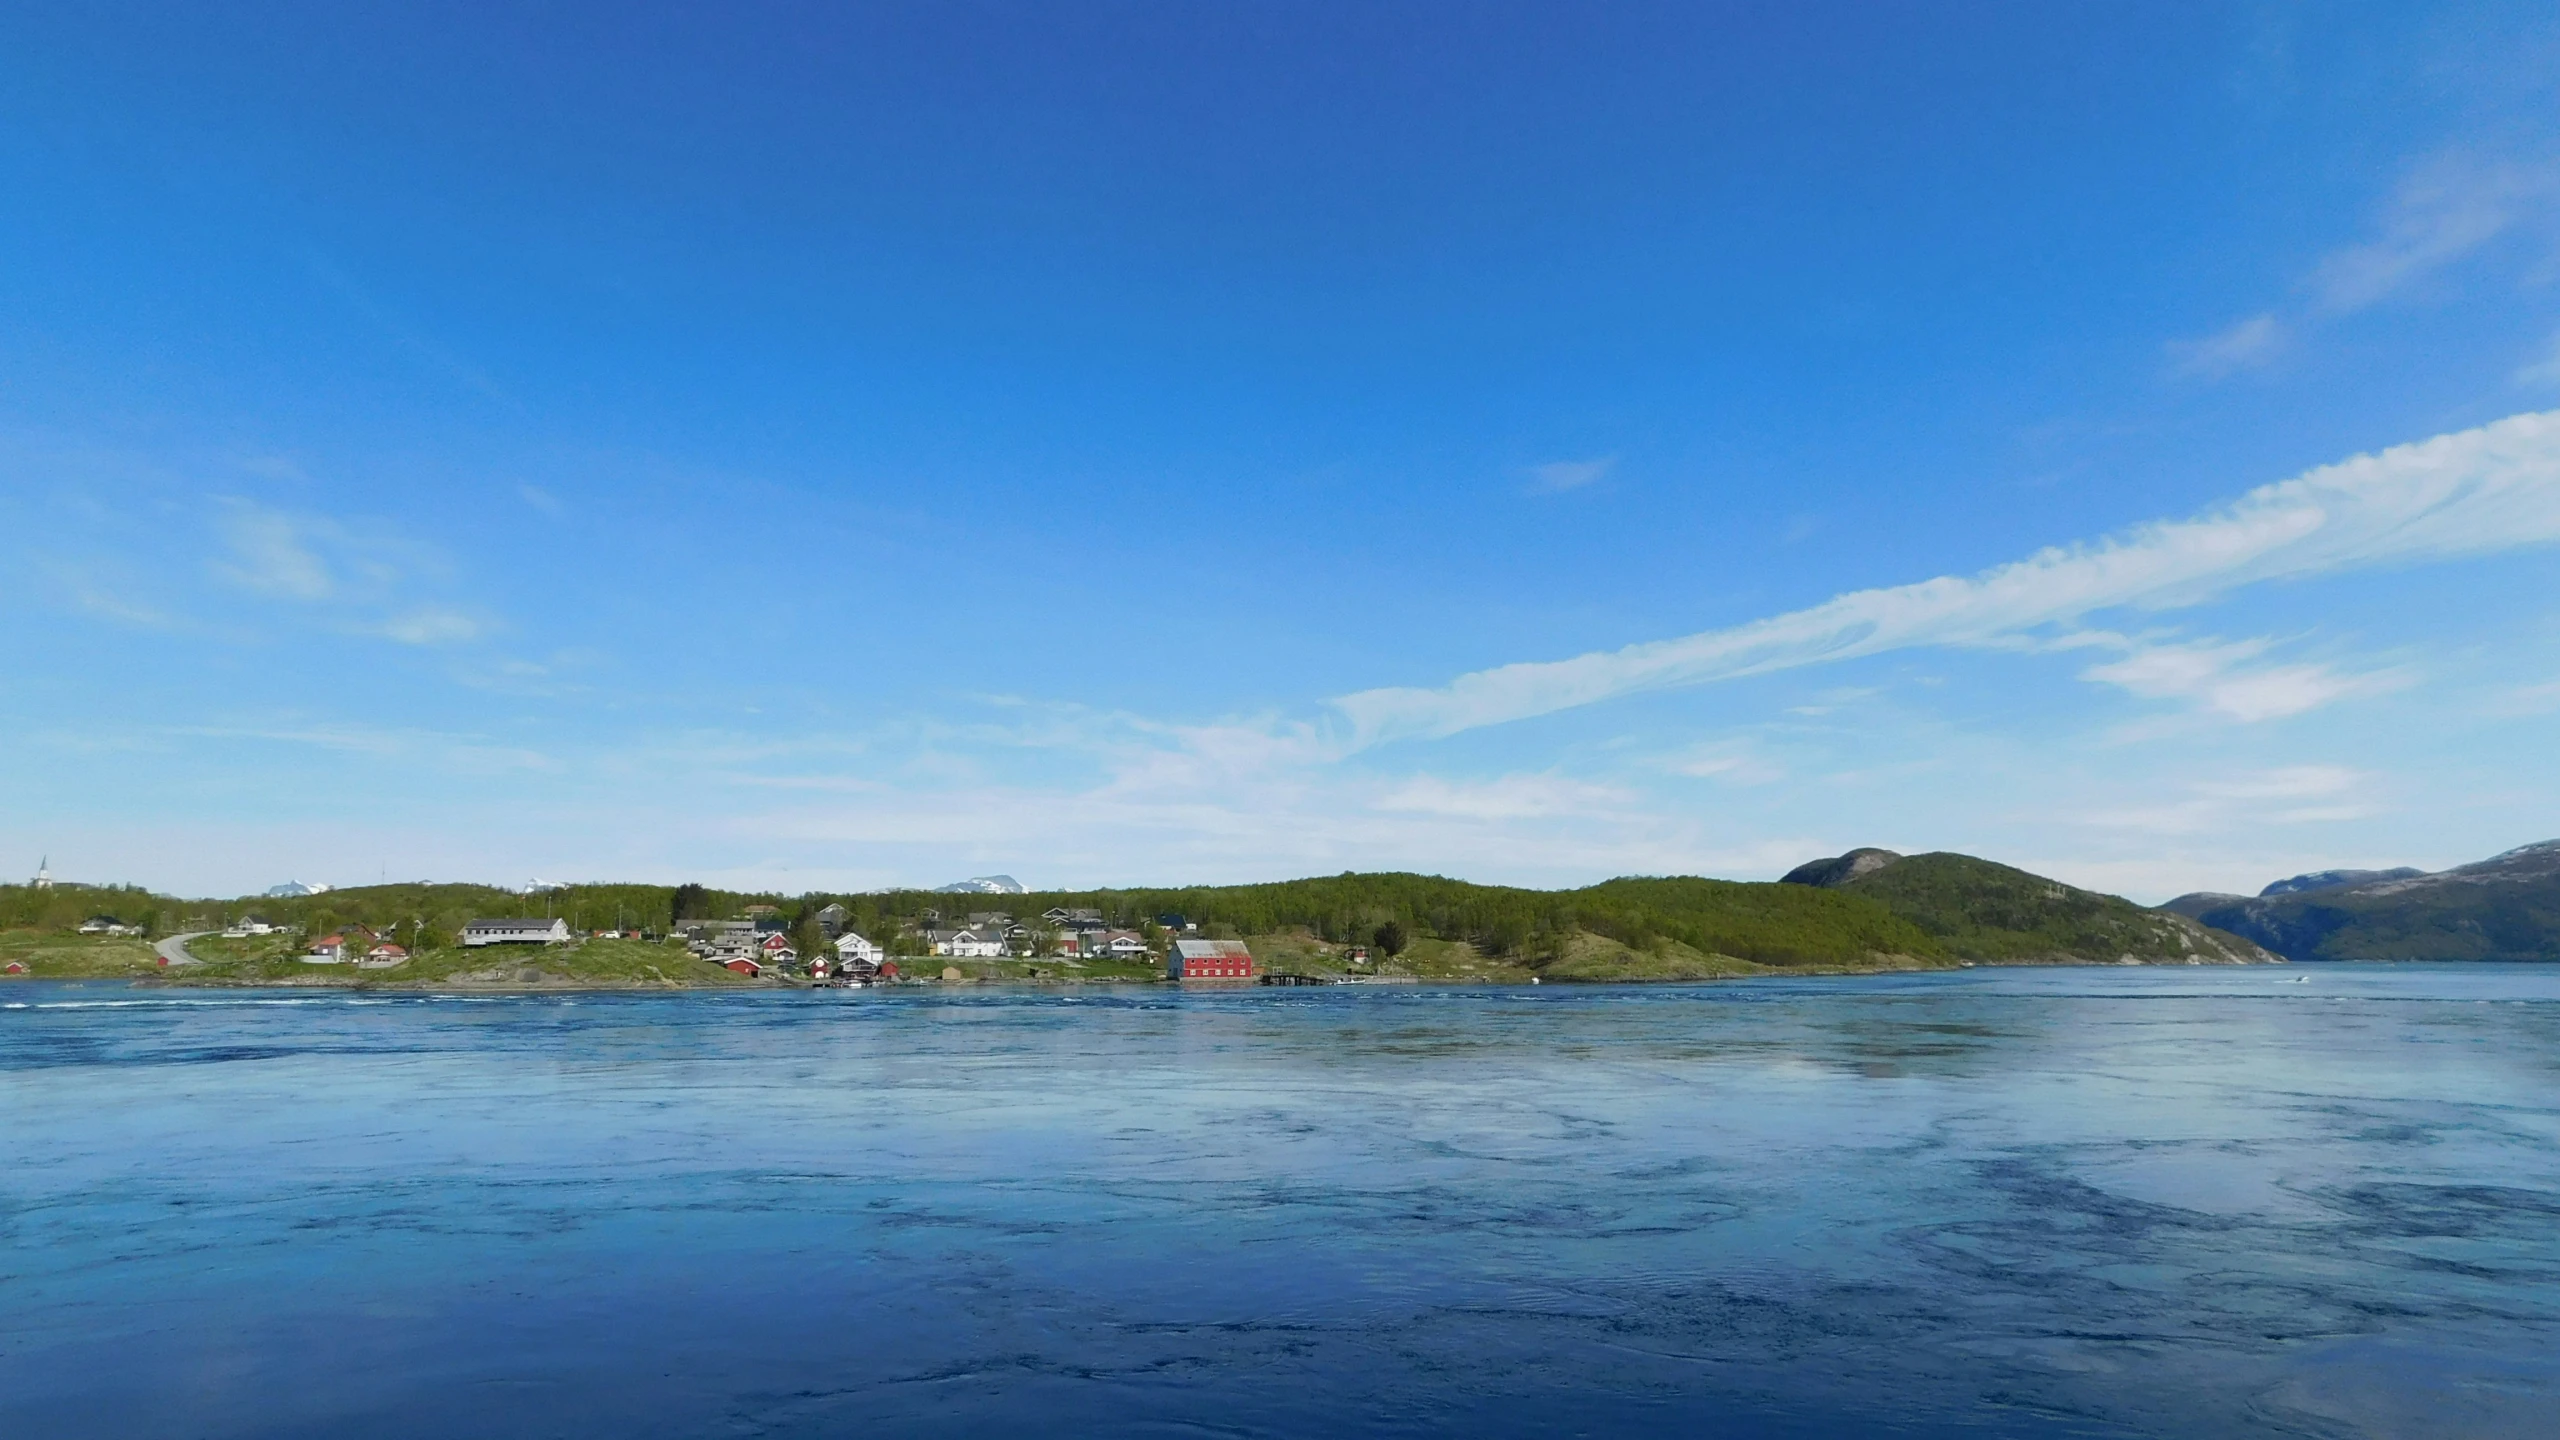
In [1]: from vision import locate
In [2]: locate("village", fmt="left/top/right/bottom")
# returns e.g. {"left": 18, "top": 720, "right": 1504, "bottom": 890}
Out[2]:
{"left": 668, "top": 904, "right": 1309, "bottom": 985}
{"left": 242, "top": 901, "right": 1379, "bottom": 986}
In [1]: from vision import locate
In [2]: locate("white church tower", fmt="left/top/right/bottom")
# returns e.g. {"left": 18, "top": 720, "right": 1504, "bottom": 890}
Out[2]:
{"left": 33, "top": 856, "right": 53, "bottom": 890}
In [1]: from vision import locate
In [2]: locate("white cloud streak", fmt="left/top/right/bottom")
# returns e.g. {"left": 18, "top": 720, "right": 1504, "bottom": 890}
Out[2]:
{"left": 2075, "top": 636, "right": 2391, "bottom": 722}
{"left": 2518, "top": 330, "right": 2560, "bottom": 388}
{"left": 1334, "top": 409, "right": 2560, "bottom": 746}
{"left": 2312, "top": 154, "right": 2555, "bottom": 312}
{"left": 379, "top": 607, "right": 485, "bottom": 645}
{"left": 2168, "top": 313, "right": 2286, "bottom": 378}
{"left": 211, "top": 502, "right": 333, "bottom": 600}
{"left": 1373, "top": 774, "right": 1636, "bottom": 821}
{"left": 2078, "top": 766, "right": 2376, "bottom": 837}
{"left": 1527, "top": 456, "right": 1616, "bottom": 493}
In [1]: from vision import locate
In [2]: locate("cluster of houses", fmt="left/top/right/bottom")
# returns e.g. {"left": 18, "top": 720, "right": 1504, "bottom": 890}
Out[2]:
{"left": 670, "top": 904, "right": 890, "bottom": 983}
{"left": 77, "top": 915, "right": 147, "bottom": 937}
{"left": 918, "top": 907, "right": 1156, "bottom": 962}
{"left": 300, "top": 923, "right": 413, "bottom": 968}
{"left": 653, "top": 904, "right": 1265, "bottom": 985}
{"left": 202, "top": 899, "right": 1275, "bottom": 986}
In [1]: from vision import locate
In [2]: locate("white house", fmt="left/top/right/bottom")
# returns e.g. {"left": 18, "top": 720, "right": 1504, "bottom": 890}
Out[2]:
{"left": 932, "top": 928, "right": 1007, "bottom": 959}
{"left": 834, "top": 932, "right": 884, "bottom": 966}
{"left": 1095, "top": 930, "right": 1150, "bottom": 960}
{"left": 461, "top": 918, "right": 572, "bottom": 947}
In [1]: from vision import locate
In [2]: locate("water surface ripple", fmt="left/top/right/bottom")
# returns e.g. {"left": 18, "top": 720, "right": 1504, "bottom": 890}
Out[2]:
{"left": 5, "top": 966, "right": 2557, "bottom": 1437}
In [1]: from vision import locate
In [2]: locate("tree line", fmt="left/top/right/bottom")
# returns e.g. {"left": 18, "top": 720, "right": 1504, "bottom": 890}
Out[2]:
{"left": 7, "top": 871, "right": 1947, "bottom": 967}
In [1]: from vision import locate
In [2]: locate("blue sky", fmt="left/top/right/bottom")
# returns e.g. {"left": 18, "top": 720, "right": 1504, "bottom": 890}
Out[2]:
{"left": 6, "top": 2, "right": 2560, "bottom": 900}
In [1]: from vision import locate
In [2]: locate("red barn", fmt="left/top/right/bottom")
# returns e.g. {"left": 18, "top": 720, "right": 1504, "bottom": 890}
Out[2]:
{"left": 1169, "top": 938, "right": 1256, "bottom": 982}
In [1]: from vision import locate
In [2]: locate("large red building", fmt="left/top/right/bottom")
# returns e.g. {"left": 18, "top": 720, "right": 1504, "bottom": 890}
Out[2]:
{"left": 1168, "top": 938, "right": 1257, "bottom": 981}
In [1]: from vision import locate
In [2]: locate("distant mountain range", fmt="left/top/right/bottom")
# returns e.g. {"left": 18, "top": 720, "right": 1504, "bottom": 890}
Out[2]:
{"left": 2160, "top": 840, "right": 2560, "bottom": 961}
{"left": 934, "top": 875, "right": 1027, "bottom": 894}
{"left": 2253, "top": 867, "right": 2427, "bottom": 898}
{"left": 1782, "top": 849, "right": 2272, "bottom": 965}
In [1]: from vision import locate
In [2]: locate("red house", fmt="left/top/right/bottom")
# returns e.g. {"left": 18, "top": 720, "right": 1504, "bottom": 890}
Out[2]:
{"left": 1169, "top": 938, "right": 1256, "bottom": 982}
{"left": 720, "top": 956, "right": 763, "bottom": 977}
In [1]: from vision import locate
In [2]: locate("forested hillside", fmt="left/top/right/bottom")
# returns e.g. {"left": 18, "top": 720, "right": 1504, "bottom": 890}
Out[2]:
{"left": 0, "top": 883, "right": 183, "bottom": 935}
{"left": 4, "top": 872, "right": 1947, "bottom": 972}
{"left": 1781, "top": 851, "right": 2273, "bottom": 964}
{"left": 6, "top": 847, "right": 2301, "bottom": 980}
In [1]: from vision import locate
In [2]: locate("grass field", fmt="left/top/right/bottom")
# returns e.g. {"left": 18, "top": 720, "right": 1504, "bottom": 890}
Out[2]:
{"left": 0, "top": 930, "right": 165, "bottom": 979}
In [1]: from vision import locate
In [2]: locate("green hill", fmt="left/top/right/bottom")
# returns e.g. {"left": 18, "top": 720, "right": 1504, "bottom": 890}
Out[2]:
{"left": 1781, "top": 850, "right": 2273, "bottom": 964}
{"left": 1, "top": 871, "right": 1951, "bottom": 985}
{"left": 2, "top": 851, "right": 2289, "bottom": 988}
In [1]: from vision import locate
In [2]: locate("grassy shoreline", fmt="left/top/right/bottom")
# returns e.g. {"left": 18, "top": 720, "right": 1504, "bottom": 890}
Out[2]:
{"left": 0, "top": 925, "right": 2265, "bottom": 992}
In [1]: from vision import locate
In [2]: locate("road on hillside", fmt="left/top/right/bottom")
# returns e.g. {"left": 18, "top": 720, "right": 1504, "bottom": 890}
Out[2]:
{"left": 156, "top": 931, "right": 213, "bottom": 967}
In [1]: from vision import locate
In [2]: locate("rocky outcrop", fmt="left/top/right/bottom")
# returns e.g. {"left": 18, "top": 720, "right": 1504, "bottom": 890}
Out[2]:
{"left": 2258, "top": 867, "right": 2426, "bottom": 898}
{"left": 1779, "top": 848, "right": 1905, "bottom": 889}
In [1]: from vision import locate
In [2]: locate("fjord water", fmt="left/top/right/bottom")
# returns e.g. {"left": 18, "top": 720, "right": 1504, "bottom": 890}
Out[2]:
{"left": 5, "top": 969, "right": 2556, "bottom": 1438}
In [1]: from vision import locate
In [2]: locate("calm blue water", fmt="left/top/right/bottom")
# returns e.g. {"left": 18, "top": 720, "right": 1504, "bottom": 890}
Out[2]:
{"left": 5, "top": 967, "right": 2557, "bottom": 1438}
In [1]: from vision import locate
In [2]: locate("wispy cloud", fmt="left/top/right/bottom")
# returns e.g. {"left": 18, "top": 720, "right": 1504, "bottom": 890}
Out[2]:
{"left": 2311, "top": 153, "right": 2556, "bottom": 312}
{"left": 158, "top": 721, "right": 556, "bottom": 773}
{"left": 1660, "top": 745, "right": 1785, "bottom": 784}
{"left": 1332, "top": 409, "right": 2560, "bottom": 746}
{"left": 1373, "top": 774, "right": 1635, "bottom": 821}
{"left": 2079, "top": 766, "right": 2376, "bottom": 836}
{"left": 1527, "top": 455, "right": 1616, "bottom": 494}
{"left": 378, "top": 607, "right": 486, "bottom": 645}
{"left": 2191, "top": 765, "right": 2364, "bottom": 802}
{"left": 2518, "top": 330, "right": 2560, "bottom": 388}
{"left": 2076, "top": 636, "right": 2392, "bottom": 723}
{"left": 2484, "top": 677, "right": 2560, "bottom": 717}
{"left": 210, "top": 501, "right": 333, "bottom": 600}
{"left": 198, "top": 497, "right": 497, "bottom": 650}
{"left": 2168, "top": 313, "right": 2286, "bottom": 379}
